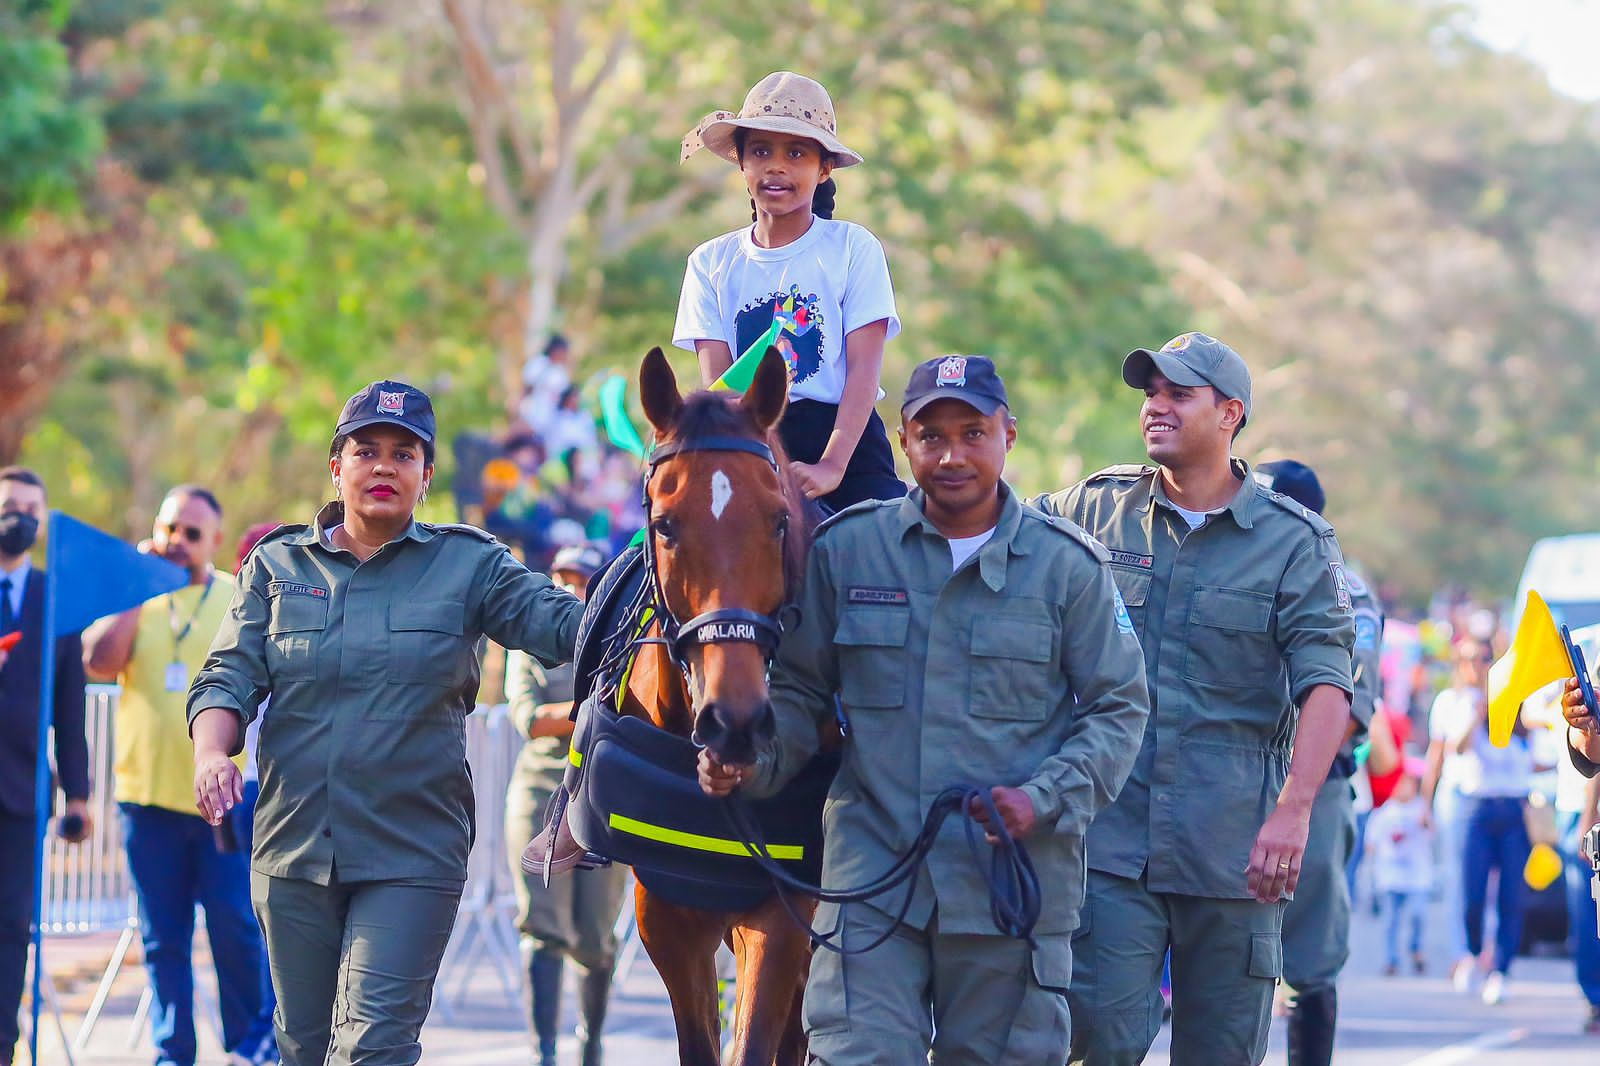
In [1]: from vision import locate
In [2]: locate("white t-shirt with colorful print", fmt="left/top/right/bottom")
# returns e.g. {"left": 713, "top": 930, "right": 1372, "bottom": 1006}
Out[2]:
{"left": 672, "top": 217, "right": 900, "bottom": 405}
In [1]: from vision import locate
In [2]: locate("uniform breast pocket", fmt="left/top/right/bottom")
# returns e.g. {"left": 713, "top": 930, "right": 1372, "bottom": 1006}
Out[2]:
{"left": 389, "top": 602, "right": 470, "bottom": 689}
{"left": 833, "top": 608, "right": 908, "bottom": 709}
{"left": 970, "top": 618, "right": 1055, "bottom": 721}
{"left": 266, "top": 595, "right": 328, "bottom": 683}
{"left": 1110, "top": 567, "right": 1151, "bottom": 640}
{"left": 1183, "top": 585, "right": 1274, "bottom": 688}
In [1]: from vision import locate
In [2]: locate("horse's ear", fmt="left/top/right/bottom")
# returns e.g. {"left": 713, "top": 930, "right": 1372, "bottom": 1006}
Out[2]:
{"left": 639, "top": 346, "right": 683, "bottom": 435}
{"left": 739, "top": 346, "right": 788, "bottom": 433}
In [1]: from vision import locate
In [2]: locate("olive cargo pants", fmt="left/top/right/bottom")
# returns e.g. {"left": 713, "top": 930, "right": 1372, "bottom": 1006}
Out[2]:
{"left": 803, "top": 901, "right": 1072, "bottom": 1065}
{"left": 1068, "top": 870, "right": 1285, "bottom": 1066}
{"left": 252, "top": 869, "right": 462, "bottom": 1065}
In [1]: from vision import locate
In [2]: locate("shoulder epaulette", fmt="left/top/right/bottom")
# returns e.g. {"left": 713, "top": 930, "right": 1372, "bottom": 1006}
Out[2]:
{"left": 244, "top": 523, "right": 305, "bottom": 559}
{"left": 1256, "top": 488, "right": 1336, "bottom": 536}
{"left": 424, "top": 522, "right": 499, "bottom": 543}
{"left": 1020, "top": 508, "right": 1111, "bottom": 563}
{"left": 1084, "top": 463, "right": 1156, "bottom": 483}
{"left": 814, "top": 498, "right": 894, "bottom": 538}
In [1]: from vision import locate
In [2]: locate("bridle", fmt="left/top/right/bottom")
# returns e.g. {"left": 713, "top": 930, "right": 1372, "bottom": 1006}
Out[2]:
{"left": 638, "top": 433, "right": 801, "bottom": 737}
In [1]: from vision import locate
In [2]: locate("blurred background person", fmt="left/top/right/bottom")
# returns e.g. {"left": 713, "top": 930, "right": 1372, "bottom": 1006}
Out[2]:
{"left": 84, "top": 486, "right": 276, "bottom": 1066}
{"left": 0, "top": 467, "right": 91, "bottom": 1066}
{"left": 1366, "top": 758, "right": 1433, "bottom": 977}
{"left": 504, "top": 544, "right": 624, "bottom": 1066}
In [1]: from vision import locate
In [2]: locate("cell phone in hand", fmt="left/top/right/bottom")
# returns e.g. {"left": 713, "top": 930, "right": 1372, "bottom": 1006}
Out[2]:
{"left": 1563, "top": 625, "right": 1600, "bottom": 729}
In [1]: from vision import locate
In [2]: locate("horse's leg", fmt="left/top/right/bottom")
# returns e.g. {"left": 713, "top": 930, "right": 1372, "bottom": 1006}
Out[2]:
{"left": 726, "top": 893, "right": 815, "bottom": 1066}
{"left": 636, "top": 882, "right": 726, "bottom": 1066}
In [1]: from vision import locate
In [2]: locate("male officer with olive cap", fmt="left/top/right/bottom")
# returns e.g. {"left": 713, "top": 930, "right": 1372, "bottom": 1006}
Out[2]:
{"left": 699, "top": 355, "right": 1150, "bottom": 1064}
{"left": 1255, "top": 460, "right": 1383, "bottom": 1066}
{"left": 1031, "top": 333, "right": 1356, "bottom": 1066}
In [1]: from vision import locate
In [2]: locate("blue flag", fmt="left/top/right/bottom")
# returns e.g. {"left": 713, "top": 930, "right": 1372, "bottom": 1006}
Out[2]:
{"left": 49, "top": 511, "right": 188, "bottom": 636}
{"left": 29, "top": 512, "right": 189, "bottom": 1062}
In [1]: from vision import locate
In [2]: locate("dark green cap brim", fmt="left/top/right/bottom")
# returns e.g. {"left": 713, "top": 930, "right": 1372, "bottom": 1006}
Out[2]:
{"left": 1121, "top": 349, "right": 1211, "bottom": 391}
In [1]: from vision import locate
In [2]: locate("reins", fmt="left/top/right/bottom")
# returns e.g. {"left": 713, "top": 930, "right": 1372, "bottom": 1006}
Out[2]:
{"left": 631, "top": 428, "right": 1043, "bottom": 952}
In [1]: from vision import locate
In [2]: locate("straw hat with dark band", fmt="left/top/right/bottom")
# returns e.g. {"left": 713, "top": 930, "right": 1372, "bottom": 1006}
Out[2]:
{"left": 681, "top": 71, "right": 863, "bottom": 169}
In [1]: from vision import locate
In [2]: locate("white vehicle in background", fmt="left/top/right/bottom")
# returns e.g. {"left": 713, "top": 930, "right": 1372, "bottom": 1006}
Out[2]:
{"left": 1515, "top": 533, "right": 1600, "bottom": 633}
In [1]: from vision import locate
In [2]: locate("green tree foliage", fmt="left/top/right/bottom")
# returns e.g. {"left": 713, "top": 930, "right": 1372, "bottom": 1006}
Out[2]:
{"left": 9, "top": 0, "right": 1598, "bottom": 605}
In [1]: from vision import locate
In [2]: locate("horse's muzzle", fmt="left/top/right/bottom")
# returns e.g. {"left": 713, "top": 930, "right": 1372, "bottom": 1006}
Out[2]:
{"left": 694, "top": 700, "right": 777, "bottom": 767}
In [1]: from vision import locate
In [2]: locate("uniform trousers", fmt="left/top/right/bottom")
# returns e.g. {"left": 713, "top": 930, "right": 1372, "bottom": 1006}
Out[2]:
{"left": 802, "top": 901, "right": 1072, "bottom": 1066}
{"left": 1282, "top": 775, "right": 1355, "bottom": 992}
{"left": 1068, "top": 870, "right": 1285, "bottom": 1066}
{"left": 252, "top": 868, "right": 461, "bottom": 1066}
{"left": 506, "top": 782, "right": 627, "bottom": 970}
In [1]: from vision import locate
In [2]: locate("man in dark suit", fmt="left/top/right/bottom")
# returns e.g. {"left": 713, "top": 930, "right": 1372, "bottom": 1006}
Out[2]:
{"left": 0, "top": 466, "right": 90, "bottom": 1066}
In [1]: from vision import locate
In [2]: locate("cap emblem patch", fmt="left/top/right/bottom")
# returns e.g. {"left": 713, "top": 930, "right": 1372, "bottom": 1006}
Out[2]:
{"left": 936, "top": 356, "right": 967, "bottom": 388}
{"left": 1162, "top": 333, "right": 1197, "bottom": 352}
{"left": 377, "top": 390, "right": 406, "bottom": 415}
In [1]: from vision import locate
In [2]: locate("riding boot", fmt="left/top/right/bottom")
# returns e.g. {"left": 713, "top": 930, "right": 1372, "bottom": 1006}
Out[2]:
{"left": 527, "top": 945, "right": 565, "bottom": 1066}
{"left": 521, "top": 801, "right": 587, "bottom": 879}
{"left": 575, "top": 967, "right": 613, "bottom": 1066}
{"left": 1285, "top": 985, "right": 1337, "bottom": 1066}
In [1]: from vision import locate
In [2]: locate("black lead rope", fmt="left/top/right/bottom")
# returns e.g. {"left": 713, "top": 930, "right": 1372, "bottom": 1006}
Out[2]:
{"left": 722, "top": 785, "right": 1042, "bottom": 955}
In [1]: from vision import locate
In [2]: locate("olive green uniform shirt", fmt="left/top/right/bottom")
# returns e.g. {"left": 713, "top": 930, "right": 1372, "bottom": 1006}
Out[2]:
{"left": 506, "top": 653, "right": 574, "bottom": 795}
{"left": 187, "top": 503, "right": 583, "bottom": 885}
{"left": 747, "top": 485, "right": 1151, "bottom": 936}
{"left": 1032, "top": 461, "right": 1355, "bottom": 901}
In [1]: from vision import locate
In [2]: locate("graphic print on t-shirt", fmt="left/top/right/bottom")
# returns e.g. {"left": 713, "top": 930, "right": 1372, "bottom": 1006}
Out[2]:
{"left": 735, "top": 285, "right": 824, "bottom": 386}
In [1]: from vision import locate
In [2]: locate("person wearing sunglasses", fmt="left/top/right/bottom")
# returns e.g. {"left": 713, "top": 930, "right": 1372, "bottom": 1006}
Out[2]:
{"left": 84, "top": 486, "right": 278, "bottom": 1066}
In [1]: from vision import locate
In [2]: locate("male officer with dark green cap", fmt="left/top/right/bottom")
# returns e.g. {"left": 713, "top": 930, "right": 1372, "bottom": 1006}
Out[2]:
{"left": 700, "top": 355, "right": 1151, "bottom": 1064}
{"left": 1032, "top": 333, "right": 1356, "bottom": 1066}
{"left": 1255, "top": 459, "right": 1383, "bottom": 1066}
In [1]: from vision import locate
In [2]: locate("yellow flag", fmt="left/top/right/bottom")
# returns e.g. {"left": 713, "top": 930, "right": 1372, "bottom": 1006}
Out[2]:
{"left": 1488, "top": 590, "right": 1574, "bottom": 748}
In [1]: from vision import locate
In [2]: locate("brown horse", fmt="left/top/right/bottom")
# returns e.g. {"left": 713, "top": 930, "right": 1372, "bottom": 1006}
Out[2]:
{"left": 624, "top": 345, "right": 820, "bottom": 1066}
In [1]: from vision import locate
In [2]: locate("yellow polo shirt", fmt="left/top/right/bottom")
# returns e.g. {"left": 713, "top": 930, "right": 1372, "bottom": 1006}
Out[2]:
{"left": 114, "top": 570, "right": 243, "bottom": 814}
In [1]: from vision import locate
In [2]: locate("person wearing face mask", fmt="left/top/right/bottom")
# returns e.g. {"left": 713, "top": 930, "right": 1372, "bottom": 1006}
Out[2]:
{"left": 187, "top": 380, "right": 583, "bottom": 1066}
{"left": 0, "top": 466, "right": 90, "bottom": 1066}
{"left": 84, "top": 485, "right": 277, "bottom": 1066}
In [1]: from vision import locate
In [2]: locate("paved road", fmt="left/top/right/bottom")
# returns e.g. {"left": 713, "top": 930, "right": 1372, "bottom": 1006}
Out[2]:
{"left": 27, "top": 887, "right": 1600, "bottom": 1064}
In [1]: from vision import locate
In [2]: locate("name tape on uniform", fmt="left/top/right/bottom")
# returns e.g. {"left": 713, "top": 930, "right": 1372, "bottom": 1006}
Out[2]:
{"left": 1108, "top": 550, "right": 1154, "bottom": 570}
{"left": 847, "top": 586, "right": 909, "bottom": 606}
{"left": 268, "top": 581, "right": 329, "bottom": 599}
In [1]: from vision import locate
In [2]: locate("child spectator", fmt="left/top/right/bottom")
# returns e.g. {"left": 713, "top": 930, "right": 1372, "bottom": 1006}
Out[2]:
{"left": 1367, "top": 758, "right": 1434, "bottom": 977}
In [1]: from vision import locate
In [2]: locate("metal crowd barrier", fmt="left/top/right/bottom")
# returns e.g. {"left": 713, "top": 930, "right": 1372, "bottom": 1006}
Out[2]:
{"left": 33, "top": 690, "right": 549, "bottom": 1049}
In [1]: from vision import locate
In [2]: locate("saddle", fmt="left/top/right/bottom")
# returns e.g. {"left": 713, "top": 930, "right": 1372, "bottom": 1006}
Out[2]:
{"left": 559, "top": 544, "right": 836, "bottom": 912}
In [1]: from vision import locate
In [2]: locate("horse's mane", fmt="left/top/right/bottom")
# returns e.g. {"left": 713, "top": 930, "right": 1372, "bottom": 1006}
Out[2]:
{"left": 667, "top": 390, "right": 819, "bottom": 598}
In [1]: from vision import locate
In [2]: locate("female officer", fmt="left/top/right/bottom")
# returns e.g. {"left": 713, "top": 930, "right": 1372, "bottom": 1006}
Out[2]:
{"left": 187, "top": 380, "right": 583, "bottom": 1066}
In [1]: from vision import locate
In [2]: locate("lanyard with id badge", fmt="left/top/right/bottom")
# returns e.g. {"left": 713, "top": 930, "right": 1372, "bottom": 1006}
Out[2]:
{"left": 165, "top": 574, "right": 215, "bottom": 693}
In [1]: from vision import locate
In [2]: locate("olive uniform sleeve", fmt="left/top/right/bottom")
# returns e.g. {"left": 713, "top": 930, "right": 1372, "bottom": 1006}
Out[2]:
{"left": 474, "top": 542, "right": 584, "bottom": 668}
{"left": 744, "top": 542, "right": 842, "bottom": 800}
{"left": 186, "top": 553, "right": 272, "bottom": 750}
{"left": 506, "top": 649, "right": 551, "bottom": 739}
{"left": 1350, "top": 592, "right": 1384, "bottom": 729}
{"left": 1019, "top": 552, "right": 1151, "bottom": 836}
{"left": 1276, "top": 531, "right": 1357, "bottom": 704}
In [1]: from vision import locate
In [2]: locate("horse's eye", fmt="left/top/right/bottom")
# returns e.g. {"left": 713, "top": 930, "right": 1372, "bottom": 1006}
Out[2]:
{"left": 652, "top": 518, "right": 676, "bottom": 545}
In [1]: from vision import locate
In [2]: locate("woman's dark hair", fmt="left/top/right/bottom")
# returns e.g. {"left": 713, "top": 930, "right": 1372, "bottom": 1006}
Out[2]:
{"left": 329, "top": 431, "right": 435, "bottom": 466}
{"left": 733, "top": 129, "right": 836, "bottom": 221}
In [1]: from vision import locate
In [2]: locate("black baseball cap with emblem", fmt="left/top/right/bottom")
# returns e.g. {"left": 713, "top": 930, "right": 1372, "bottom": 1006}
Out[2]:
{"left": 334, "top": 379, "right": 436, "bottom": 443}
{"left": 901, "top": 354, "right": 1009, "bottom": 421}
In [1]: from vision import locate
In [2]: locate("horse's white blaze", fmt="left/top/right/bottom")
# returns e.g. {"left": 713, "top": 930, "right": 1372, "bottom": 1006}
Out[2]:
{"left": 710, "top": 470, "right": 733, "bottom": 520}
